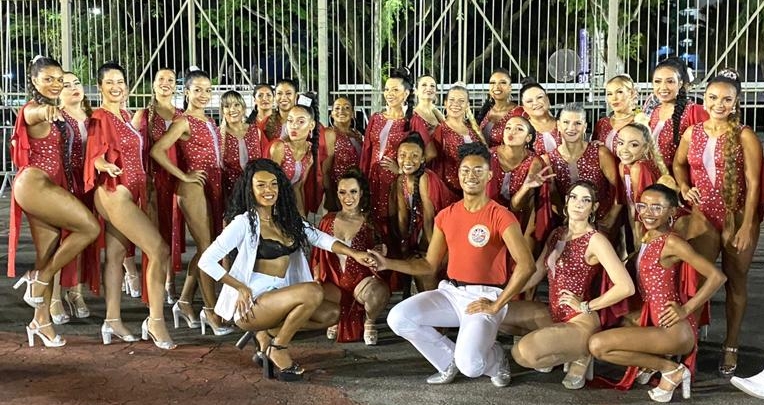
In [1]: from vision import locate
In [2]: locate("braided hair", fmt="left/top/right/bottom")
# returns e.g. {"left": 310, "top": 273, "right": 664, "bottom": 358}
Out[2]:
{"left": 653, "top": 57, "right": 691, "bottom": 146}
{"left": 476, "top": 67, "right": 511, "bottom": 124}
{"left": 398, "top": 133, "right": 427, "bottom": 239}
{"left": 225, "top": 158, "right": 309, "bottom": 248}
{"left": 707, "top": 69, "right": 744, "bottom": 212}
{"left": 388, "top": 67, "right": 415, "bottom": 131}
{"left": 146, "top": 68, "right": 176, "bottom": 147}
{"left": 246, "top": 83, "right": 274, "bottom": 124}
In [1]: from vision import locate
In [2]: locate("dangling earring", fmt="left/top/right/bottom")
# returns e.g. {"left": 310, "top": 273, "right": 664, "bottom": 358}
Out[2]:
{"left": 669, "top": 216, "right": 675, "bottom": 228}
{"left": 589, "top": 211, "right": 597, "bottom": 224}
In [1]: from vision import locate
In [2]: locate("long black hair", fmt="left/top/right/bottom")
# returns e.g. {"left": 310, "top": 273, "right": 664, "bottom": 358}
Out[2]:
{"left": 653, "top": 57, "right": 690, "bottom": 147}
{"left": 246, "top": 83, "right": 274, "bottom": 124}
{"left": 27, "top": 56, "right": 62, "bottom": 105}
{"left": 476, "top": 67, "right": 511, "bottom": 123}
{"left": 225, "top": 159, "right": 308, "bottom": 248}
{"left": 388, "top": 67, "right": 415, "bottom": 131}
{"left": 398, "top": 133, "right": 427, "bottom": 239}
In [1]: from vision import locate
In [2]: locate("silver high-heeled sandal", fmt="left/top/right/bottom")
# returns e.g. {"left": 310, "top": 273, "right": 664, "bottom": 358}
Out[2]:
{"left": 26, "top": 320, "right": 66, "bottom": 348}
{"left": 64, "top": 287, "right": 90, "bottom": 318}
{"left": 719, "top": 346, "right": 738, "bottom": 377}
{"left": 326, "top": 324, "right": 338, "bottom": 340}
{"left": 50, "top": 299, "right": 71, "bottom": 325}
{"left": 172, "top": 300, "right": 200, "bottom": 328}
{"left": 123, "top": 273, "right": 141, "bottom": 298}
{"left": 165, "top": 281, "right": 178, "bottom": 305}
{"left": 200, "top": 307, "right": 234, "bottom": 336}
{"left": 13, "top": 270, "right": 48, "bottom": 309}
{"left": 141, "top": 317, "right": 177, "bottom": 350}
{"left": 101, "top": 318, "right": 140, "bottom": 344}
{"left": 648, "top": 364, "right": 691, "bottom": 402}
{"left": 562, "top": 356, "right": 594, "bottom": 390}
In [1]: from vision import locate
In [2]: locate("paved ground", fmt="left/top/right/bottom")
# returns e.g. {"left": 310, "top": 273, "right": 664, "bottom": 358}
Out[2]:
{"left": 2, "top": 195, "right": 764, "bottom": 405}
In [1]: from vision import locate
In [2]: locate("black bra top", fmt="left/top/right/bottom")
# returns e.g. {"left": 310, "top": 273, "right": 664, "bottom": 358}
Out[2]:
{"left": 257, "top": 238, "right": 299, "bottom": 260}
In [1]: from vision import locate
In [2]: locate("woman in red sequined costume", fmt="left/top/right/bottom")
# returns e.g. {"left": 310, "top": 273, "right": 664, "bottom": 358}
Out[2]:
{"left": 595, "top": 75, "right": 638, "bottom": 155}
{"left": 411, "top": 75, "right": 441, "bottom": 161}
{"left": 614, "top": 123, "right": 665, "bottom": 250}
{"left": 9, "top": 57, "right": 100, "bottom": 347}
{"left": 648, "top": 58, "right": 707, "bottom": 172}
{"left": 506, "top": 181, "right": 634, "bottom": 389}
{"left": 85, "top": 62, "right": 174, "bottom": 348}
{"left": 261, "top": 79, "right": 297, "bottom": 147}
{"left": 47, "top": 71, "right": 96, "bottom": 324}
{"left": 518, "top": 79, "right": 561, "bottom": 154}
{"left": 674, "top": 70, "right": 763, "bottom": 377}
{"left": 391, "top": 133, "right": 457, "bottom": 291}
{"left": 312, "top": 169, "right": 390, "bottom": 345}
{"left": 133, "top": 68, "right": 185, "bottom": 304}
{"left": 220, "top": 90, "right": 262, "bottom": 200}
{"left": 542, "top": 103, "right": 621, "bottom": 237}
{"left": 488, "top": 116, "right": 553, "bottom": 255}
{"left": 588, "top": 181, "right": 726, "bottom": 402}
{"left": 246, "top": 84, "right": 274, "bottom": 136}
{"left": 151, "top": 68, "right": 233, "bottom": 336}
{"left": 431, "top": 85, "right": 484, "bottom": 194}
{"left": 476, "top": 68, "right": 522, "bottom": 148}
{"left": 269, "top": 93, "right": 318, "bottom": 217}
{"left": 321, "top": 97, "right": 363, "bottom": 212}
{"left": 360, "top": 67, "right": 415, "bottom": 240}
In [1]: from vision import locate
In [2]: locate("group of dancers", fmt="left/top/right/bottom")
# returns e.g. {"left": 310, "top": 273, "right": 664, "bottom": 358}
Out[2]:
{"left": 8, "top": 54, "right": 764, "bottom": 400}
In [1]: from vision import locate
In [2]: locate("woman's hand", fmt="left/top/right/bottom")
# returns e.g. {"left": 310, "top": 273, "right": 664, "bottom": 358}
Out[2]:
{"left": 182, "top": 170, "right": 207, "bottom": 186}
{"left": 99, "top": 163, "right": 123, "bottom": 178}
{"left": 352, "top": 250, "right": 378, "bottom": 268}
{"left": 465, "top": 297, "right": 501, "bottom": 315}
{"left": 658, "top": 301, "right": 688, "bottom": 328}
{"left": 559, "top": 289, "right": 584, "bottom": 312}
{"left": 732, "top": 223, "right": 754, "bottom": 253}
{"left": 681, "top": 186, "right": 701, "bottom": 206}
{"left": 523, "top": 166, "right": 556, "bottom": 189}
{"left": 37, "top": 103, "right": 63, "bottom": 123}
{"left": 380, "top": 156, "right": 400, "bottom": 174}
{"left": 236, "top": 286, "right": 255, "bottom": 321}
{"left": 366, "top": 249, "right": 387, "bottom": 271}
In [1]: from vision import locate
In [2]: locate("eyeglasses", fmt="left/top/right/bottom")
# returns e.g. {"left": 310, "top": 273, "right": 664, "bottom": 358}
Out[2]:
{"left": 635, "top": 202, "right": 669, "bottom": 215}
{"left": 458, "top": 166, "right": 487, "bottom": 177}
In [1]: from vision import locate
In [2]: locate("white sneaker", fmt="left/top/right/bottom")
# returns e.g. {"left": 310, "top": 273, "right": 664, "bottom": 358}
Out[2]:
{"left": 426, "top": 361, "right": 458, "bottom": 384}
{"left": 491, "top": 355, "right": 512, "bottom": 387}
{"left": 731, "top": 375, "right": 764, "bottom": 399}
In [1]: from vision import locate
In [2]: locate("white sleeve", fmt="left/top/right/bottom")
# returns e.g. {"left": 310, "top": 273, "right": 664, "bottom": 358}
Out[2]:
{"left": 199, "top": 214, "right": 248, "bottom": 281}
{"left": 304, "top": 221, "right": 339, "bottom": 252}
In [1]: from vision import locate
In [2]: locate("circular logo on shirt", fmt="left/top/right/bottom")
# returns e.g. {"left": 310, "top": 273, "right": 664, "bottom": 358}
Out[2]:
{"left": 467, "top": 224, "right": 490, "bottom": 247}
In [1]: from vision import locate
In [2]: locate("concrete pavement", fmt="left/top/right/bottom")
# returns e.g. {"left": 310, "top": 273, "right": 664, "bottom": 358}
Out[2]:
{"left": 2, "top": 195, "right": 764, "bottom": 405}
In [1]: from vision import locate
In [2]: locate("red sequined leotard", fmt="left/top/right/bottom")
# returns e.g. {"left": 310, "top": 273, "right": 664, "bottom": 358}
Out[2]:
{"left": 488, "top": 148, "right": 538, "bottom": 228}
{"left": 686, "top": 123, "right": 746, "bottom": 232}
{"left": 311, "top": 213, "right": 380, "bottom": 342}
{"left": 278, "top": 141, "right": 313, "bottom": 186}
{"left": 329, "top": 128, "right": 362, "bottom": 186}
{"left": 594, "top": 117, "right": 619, "bottom": 155}
{"left": 547, "top": 143, "right": 614, "bottom": 220}
{"left": 544, "top": 228, "right": 602, "bottom": 323}
{"left": 360, "top": 113, "right": 409, "bottom": 233}
{"left": 648, "top": 102, "right": 707, "bottom": 170}
{"left": 222, "top": 124, "right": 263, "bottom": 199}
{"left": 480, "top": 107, "right": 523, "bottom": 148}
{"left": 432, "top": 122, "right": 481, "bottom": 193}
{"left": 533, "top": 128, "right": 562, "bottom": 154}
{"left": 177, "top": 114, "right": 224, "bottom": 234}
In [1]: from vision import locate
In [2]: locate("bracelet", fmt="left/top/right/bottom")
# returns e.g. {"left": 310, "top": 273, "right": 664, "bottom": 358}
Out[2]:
{"left": 579, "top": 300, "right": 592, "bottom": 314}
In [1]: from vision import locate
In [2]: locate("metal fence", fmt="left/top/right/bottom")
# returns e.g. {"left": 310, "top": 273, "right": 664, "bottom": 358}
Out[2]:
{"left": 2, "top": 0, "right": 764, "bottom": 195}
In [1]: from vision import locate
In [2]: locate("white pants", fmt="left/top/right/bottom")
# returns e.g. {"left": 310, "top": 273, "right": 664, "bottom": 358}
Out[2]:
{"left": 387, "top": 280, "right": 508, "bottom": 378}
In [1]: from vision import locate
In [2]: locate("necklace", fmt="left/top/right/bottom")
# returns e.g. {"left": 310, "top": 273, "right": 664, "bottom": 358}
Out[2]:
{"left": 612, "top": 113, "right": 634, "bottom": 121}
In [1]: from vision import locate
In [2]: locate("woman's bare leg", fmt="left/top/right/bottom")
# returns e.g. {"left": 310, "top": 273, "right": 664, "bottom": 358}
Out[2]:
{"left": 176, "top": 182, "right": 218, "bottom": 324}
{"left": 511, "top": 314, "right": 599, "bottom": 370}
{"left": 26, "top": 215, "right": 63, "bottom": 339}
{"left": 95, "top": 186, "right": 171, "bottom": 342}
{"left": 354, "top": 276, "right": 390, "bottom": 325}
{"left": 589, "top": 321, "right": 696, "bottom": 391}
{"left": 499, "top": 300, "right": 552, "bottom": 336}
{"left": 13, "top": 169, "right": 100, "bottom": 287}
{"left": 237, "top": 283, "right": 324, "bottom": 369}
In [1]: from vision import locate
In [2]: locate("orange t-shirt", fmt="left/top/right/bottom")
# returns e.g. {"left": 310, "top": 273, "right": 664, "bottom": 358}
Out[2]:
{"left": 435, "top": 199, "right": 518, "bottom": 286}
